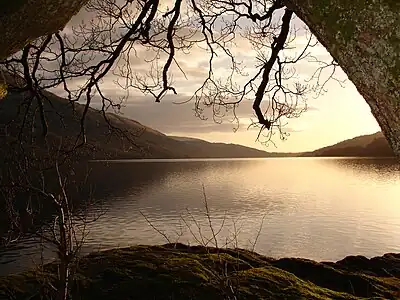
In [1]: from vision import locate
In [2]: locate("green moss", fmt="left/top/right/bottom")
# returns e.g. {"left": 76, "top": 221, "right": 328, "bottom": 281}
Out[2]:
{"left": 1, "top": 244, "right": 399, "bottom": 299}
{"left": 0, "top": 83, "right": 8, "bottom": 100}
{"left": 237, "top": 267, "right": 354, "bottom": 299}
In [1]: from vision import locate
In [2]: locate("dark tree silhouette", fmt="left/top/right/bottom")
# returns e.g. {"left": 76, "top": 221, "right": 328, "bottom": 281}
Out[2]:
{"left": 1, "top": 0, "right": 399, "bottom": 155}
{"left": 0, "top": 0, "right": 341, "bottom": 148}
{"left": 0, "top": 0, "right": 400, "bottom": 155}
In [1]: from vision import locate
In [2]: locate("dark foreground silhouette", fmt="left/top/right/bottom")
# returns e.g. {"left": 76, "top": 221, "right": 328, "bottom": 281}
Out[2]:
{"left": 1, "top": 244, "right": 399, "bottom": 299}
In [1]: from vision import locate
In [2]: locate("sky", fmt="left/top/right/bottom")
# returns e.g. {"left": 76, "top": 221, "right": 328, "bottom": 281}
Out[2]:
{"left": 60, "top": 2, "right": 381, "bottom": 153}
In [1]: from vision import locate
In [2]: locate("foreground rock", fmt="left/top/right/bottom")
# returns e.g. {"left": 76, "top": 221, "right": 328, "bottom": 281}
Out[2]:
{"left": 1, "top": 244, "right": 399, "bottom": 299}
{"left": 0, "top": 0, "right": 89, "bottom": 59}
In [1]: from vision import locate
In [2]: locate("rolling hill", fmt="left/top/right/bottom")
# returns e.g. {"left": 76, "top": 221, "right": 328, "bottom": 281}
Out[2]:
{"left": 169, "top": 136, "right": 290, "bottom": 158}
{"left": 0, "top": 82, "right": 283, "bottom": 160}
{"left": 0, "top": 73, "right": 395, "bottom": 159}
{"left": 302, "top": 132, "right": 394, "bottom": 157}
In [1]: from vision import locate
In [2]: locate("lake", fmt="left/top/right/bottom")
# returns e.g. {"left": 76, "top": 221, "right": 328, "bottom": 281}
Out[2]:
{"left": 1, "top": 157, "right": 399, "bottom": 275}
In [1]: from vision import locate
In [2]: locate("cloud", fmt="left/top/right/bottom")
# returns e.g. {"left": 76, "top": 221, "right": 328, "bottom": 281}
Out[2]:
{"left": 85, "top": 91, "right": 267, "bottom": 135}
{"left": 84, "top": 87, "right": 313, "bottom": 138}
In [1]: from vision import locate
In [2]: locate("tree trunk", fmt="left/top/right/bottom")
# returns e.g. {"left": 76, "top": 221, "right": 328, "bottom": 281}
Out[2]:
{"left": 57, "top": 260, "right": 68, "bottom": 300}
{"left": 0, "top": 0, "right": 89, "bottom": 60}
{"left": 285, "top": 0, "right": 400, "bottom": 157}
{"left": 57, "top": 207, "right": 70, "bottom": 300}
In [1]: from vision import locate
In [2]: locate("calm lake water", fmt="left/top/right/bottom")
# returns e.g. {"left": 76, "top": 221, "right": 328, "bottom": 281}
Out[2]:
{"left": 1, "top": 157, "right": 399, "bottom": 275}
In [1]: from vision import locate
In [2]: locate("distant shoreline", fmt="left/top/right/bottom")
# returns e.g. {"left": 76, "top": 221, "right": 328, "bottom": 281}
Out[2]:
{"left": 90, "top": 156, "right": 397, "bottom": 162}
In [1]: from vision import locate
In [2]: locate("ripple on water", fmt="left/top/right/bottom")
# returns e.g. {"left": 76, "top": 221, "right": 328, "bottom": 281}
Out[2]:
{"left": 1, "top": 158, "right": 399, "bottom": 275}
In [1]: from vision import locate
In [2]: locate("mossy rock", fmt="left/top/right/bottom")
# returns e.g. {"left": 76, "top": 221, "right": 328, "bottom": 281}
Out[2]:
{"left": 0, "top": 244, "right": 399, "bottom": 299}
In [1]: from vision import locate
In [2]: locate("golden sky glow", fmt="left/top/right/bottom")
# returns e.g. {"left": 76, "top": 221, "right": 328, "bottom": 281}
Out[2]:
{"left": 167, "top": 80, "right": 381, "bottom": 153}
{"left": 62, "top": 9, "right": 381, "bottom": 153}
{"left": 115, "top": 41, "right": 381, "bottom": 153}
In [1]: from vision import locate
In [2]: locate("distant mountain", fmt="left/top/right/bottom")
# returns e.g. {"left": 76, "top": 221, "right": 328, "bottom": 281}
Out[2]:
{"left": 302, "top": 132, "right": 394, "bottom": 157}
{"left": 169, "top": 136, "right": 291, "bottom": 158}
{"left": 0, "top": 82, "right": 285, "bottom": 160}
{"left": 0, "top": 74, "right": 395, "bottom": 159}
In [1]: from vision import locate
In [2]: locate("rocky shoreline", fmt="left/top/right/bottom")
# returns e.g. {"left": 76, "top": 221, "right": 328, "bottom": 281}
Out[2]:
{"left": 1, "top": 244, "right": 399, "bottom": 299}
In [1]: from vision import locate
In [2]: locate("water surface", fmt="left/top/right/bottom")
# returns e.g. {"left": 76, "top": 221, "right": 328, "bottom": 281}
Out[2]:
{"left": 1, "top": 157, "right": 399, "bottom": 275}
